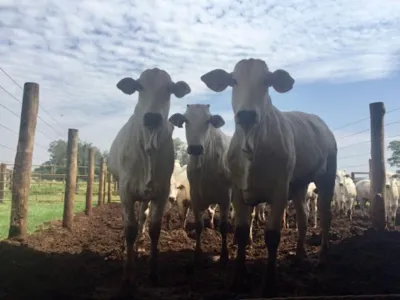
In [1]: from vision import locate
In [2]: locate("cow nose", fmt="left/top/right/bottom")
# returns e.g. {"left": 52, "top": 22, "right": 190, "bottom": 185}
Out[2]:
{"left": 386, "top": 184, "right": 391, "bottom": 188}
{"left": 339, "top": 183, "right": 344, "bottom": 186}
{"left": 236, "top": 110, "right": 257, "bottom": 127}
{"left": 187, "top": 145, "right": 204, "bottom": 156}
{"left": 143, "top": 113, "right": 162, "bottom": 128}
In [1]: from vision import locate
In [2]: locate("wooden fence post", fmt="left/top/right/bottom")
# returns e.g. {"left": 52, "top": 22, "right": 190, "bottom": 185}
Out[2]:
{"left": 0, "top": 163, "right": 6, "bottom": 203}
{"left": 107, "top": 173, "right": 113, "bottom": 203}
{"left": 98, "top": 156, "right": 105, "bottom": 206}
{"left": 62, "top": 129, "right": 79, "bottom": 229}
{"left": 85, "top": 148, "right": 94, "bottom": 216}
{"left": 369, "top": 102, "right": 386, "bottom": 230}
{"left": 102, "top": 163, "right": 107, "bottom": 205}
{"left": 8, "top": 82, "right": 39, "bottom": 239}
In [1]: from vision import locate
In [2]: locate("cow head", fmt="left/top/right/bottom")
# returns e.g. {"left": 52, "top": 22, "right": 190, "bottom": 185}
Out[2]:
{"left": 200, "top": 58, "right": 294, "bottom": 130}
{"left": 169, "top": 104, "right": 225, "bottom": 156}
{"left": 117, "top": 68, "right": 191, "bottom": 130}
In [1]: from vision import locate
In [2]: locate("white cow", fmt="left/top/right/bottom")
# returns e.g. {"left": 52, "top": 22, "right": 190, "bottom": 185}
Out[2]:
{"left": 169, "top": 104, "right": 232, "bottom": 265}
{"left": 168, "top": 165, "right": 191, "bottom": 229}
{"left": 201, "top": 58, "right": 337, "bottom": 296}
{"left": 284, "top": 182, "right": 318, "bottom": 230}
{"left": 108, "top": 68, "right": 191, "bottom": 287}
{"left": 306, "top": 182, "right": 318, "bottom": 228}
{"left": 140, "top": 160, "right": 185, "bottom": 232}
{"left": 334, "top": 170, "right": 356, "bottom": 221}
{"left": 356, "top": 173, "right": 399, "bottom": 227}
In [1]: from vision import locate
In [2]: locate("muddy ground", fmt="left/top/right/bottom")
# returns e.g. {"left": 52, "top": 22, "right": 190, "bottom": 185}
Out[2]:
{"left": 1, "top": 203, "right": 400, "bottom": 300}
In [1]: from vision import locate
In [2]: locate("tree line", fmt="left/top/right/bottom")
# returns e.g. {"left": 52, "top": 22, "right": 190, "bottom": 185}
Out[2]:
{"left": 33, "top": 138, "right": 189, "bottom": 179}
{"left": 33, "top": 138, "right": 400, "bottom": 179}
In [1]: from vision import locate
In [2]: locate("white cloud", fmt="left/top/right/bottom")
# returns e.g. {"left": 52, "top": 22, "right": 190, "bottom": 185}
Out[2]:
{"left": 0, "top": 0, "right": 400, "bottom": 167}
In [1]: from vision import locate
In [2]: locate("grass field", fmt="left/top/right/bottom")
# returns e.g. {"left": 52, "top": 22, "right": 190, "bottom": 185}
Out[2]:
{"left": 0, "top": 180, "right": 120, "bottom": 240}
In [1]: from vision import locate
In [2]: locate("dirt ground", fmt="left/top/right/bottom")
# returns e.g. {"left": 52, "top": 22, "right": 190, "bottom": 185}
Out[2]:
{"left": 1, "top": 203, "right": 400, "bottom": 300}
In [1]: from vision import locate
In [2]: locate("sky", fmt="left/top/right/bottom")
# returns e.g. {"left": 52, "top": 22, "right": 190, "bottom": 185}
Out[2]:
{"left": 0, "top": 0, "right": 400, "bottom": 177}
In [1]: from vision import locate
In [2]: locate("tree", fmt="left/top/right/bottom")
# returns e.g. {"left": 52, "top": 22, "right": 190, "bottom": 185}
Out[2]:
{"left": 387, "top": 141, "right": 400, "bottom": 171}
{"left": 34, "top": 139, "right": 106, "bottom": 179}
{"left": 173, "top": 138, "right": 188, "bottom": 166}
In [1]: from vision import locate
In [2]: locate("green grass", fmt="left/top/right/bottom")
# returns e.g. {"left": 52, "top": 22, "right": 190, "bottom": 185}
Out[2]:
{"left": 0, "top": 180, "right": 120, "bottom": 240}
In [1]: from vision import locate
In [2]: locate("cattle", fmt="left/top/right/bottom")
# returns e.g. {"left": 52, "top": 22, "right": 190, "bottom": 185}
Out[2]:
{"left": 137, "top": 160, "right": 185, "bottom": 236}
{"left": 230, "top": 203, "right": 262, "bottom": 245}
{"left": 355, "top": 178, "right": 371, "bottom": 217}
{"left": 283, "top": 200, "right": 296, "bottom": 230}
{"left": 200, "top": 58, "right": 337, "bottom": 296}
{"left": 108, "top": 68, "right": 191, "bottom": 288}
{"left": 168, "top": 165, "right": 191, "bottom": 229}
{"left": 283, "top": 182, "right": 318, "bottom": 230}
{"left": 169, "top": 104, "right": 232, "bottom": 265}
{"left": 356, "top": 173, "right": 399, "bottom": 227}
{"left": 306, "top": 182, "right": 318, "bottom": 228}
{"left": 334, "top": 170, "right": 356, "bottom": 221}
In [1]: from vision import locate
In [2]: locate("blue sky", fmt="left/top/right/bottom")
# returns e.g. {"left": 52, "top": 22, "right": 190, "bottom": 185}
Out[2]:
{"left": 0, "top": 0, "right": 400, "bottom": 174}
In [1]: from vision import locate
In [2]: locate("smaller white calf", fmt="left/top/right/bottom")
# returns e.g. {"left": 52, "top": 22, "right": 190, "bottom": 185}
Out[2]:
{"left": 334, "top": 171, "right": 356, "bottom": 221}
{"left": 283, "top": 200, "right": 296, "bottom": 230}
{"left": 355, "top": 179, "right": 372, "bottom": 217}
{"left": 385, "top": 173, "right": 399, "bottom": 228}
{"left": 254, "top": 203, "right": 267, "bottom": 226}
{"left": 306, "top": 182, "right": 318, "bottom": 228}
{"left": 207, "top": 204, "right": 218, "bottom": 229}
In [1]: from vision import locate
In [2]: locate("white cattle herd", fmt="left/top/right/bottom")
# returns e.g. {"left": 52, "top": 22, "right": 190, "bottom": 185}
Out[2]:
{"left": 107, "top": 58, "right": 399, "bottom": 296}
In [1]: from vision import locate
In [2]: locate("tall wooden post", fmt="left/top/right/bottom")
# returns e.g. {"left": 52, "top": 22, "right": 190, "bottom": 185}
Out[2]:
{"left": 102, "top": 164, "right": 107, "bottom": 205}
{"left": 8, "top": 83, "right": 39, "bottom": 239}
{"left": 98, "top": 156, "right": 105, "bottom": 206}
{"left": 107, "top": 173, "right": 113, "bottom": 203}
{"left": 62, "top": 129, "right": 79, "bottom": 229}
{"left": 85, "top": 148, "right": 94, "bottom": 216}
{"left": 0, "top": 163, "right": 6, "bottom": 203}
{"left": 369, "top": 102, "right": 386, "bottom": 230}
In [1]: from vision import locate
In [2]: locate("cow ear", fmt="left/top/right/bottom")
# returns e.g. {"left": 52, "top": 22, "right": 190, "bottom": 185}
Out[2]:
{"left": 209, "top": 114, "right": 225, "bottom": 128}
{"left": 265, "top": 69, "right": 294, "bottom": 93}
{"left": 169, "top": 113, "right": 186, "bottom": 128}
{"left": 117, "top": 77, "right": 143, "bottom": 95}
{"left": 170, "top": 81, "right": 191, "bottom": 98}
{"left": 200, "top": 69, "right": 236, "bottom": 92}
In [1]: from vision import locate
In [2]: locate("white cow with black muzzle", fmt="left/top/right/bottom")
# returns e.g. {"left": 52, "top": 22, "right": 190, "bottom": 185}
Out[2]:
{"left": 169, "top": 104, "right": 232, "bottom": 265}
{"left": 108, "top": 68, "right": 191, "bottom": 290}
{"left": 200, "top": 58, "right": 337, "bottom": 297}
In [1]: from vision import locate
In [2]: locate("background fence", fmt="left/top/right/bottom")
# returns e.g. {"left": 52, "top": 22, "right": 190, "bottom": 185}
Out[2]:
{"left": 0, "top": 80, "right": 120, "bottom": 240}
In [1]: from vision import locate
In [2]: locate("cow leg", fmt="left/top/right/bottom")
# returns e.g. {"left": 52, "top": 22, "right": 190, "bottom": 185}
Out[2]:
{"left": 119, "top": 183, "right": 138, "bottom": 290}
{"left": 219, "top": 200, "right": 230, "bottom": 265}
{"left": 292, "top": 187, "right": 308, "bottom": 262}
{"left": 148, "top": 197, "right": 167, "bottom": 286}
{"left": 181, "top": 205, "right": 190, "bottom": 230}
{"left": 282, "top": 208, "right": 287, "bottom": 229}
{"left": 262, "top": 192, "right": 288, "bottom": 297}
{"left": 248, "top": 207, "right": 256, "bottom": 246}
{"left": 346, "top": 197, "right": 354, "bottom": 222}
{"left": 230, "top": 187, "right": 254, "bottom": 292}
{"left": 192, "top": 201, "right": 205, "bottom": 264}
{"left": 135, "top": 201, "right": 150, "bottom": 253}
{"left": 207, "top": 205, "right": 216, "bottom": 229}
{"left": 312, "top": 198, "right": 318, "bottom": 228}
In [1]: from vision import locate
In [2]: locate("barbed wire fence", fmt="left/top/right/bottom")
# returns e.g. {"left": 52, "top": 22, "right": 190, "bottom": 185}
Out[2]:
{"left": 333, "top": 107, "right": 400, "bottom": 182}
{"left": 0, "top": 67, "right": 117, "bottom": 239}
